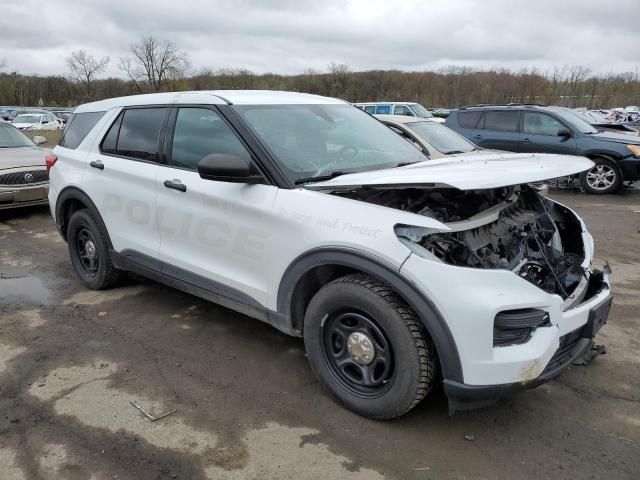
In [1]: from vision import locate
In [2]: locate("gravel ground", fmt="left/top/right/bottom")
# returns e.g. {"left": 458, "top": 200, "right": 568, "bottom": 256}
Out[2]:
{"left": 0, "top": 188, "right": 639, "bottom": 480}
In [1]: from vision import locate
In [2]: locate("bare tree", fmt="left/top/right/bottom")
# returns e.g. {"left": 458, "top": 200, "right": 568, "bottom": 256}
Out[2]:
{"left": 119, "top": 36, "right": 190, "bottom": 93}
{"left": 66, "top": 50, "right": 110, "bottom": 99}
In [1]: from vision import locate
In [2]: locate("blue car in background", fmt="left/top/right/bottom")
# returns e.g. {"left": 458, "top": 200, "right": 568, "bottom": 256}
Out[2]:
{"left": 446, "top": 104, "right": 640, "bottom": 194}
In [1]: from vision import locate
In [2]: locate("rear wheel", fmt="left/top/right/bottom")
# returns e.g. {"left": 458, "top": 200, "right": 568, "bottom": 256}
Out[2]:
{"left": 67, "top": 209, "right": 123, "bottom": 289}
{"left": 580, "top": 157, "right": 622, "bottom": 194}
{"left": 303, "top": 274, "right": 436, "bottom": 419}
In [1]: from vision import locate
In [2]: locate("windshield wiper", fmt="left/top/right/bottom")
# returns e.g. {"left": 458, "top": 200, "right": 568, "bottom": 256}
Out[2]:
{"left": 443, "top": 150, "right": 467, "bottom": 155}
{"left": 395, "top": 161, "right": 420, "bottom": 167}
{"left": 295, "top": 170, "right": 346, "bottom": 185}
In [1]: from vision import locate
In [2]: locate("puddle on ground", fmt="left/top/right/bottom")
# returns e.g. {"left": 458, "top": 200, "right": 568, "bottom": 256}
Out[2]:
{"left": 0, "top": 276, "right": 51, "bottom": 304}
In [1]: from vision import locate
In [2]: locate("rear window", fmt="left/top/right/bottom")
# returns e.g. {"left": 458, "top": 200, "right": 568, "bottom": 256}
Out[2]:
{"left": 482, "top": 111, "right": 519, "bottom": 132}
{"left": 101, "top": 108, "right": 166, "bottom": 162}
{"left": 457, "top": 111, "right": 482, "bottom": 129}
{"left": 59, "top": 112, "right": 105, "bottom": 149}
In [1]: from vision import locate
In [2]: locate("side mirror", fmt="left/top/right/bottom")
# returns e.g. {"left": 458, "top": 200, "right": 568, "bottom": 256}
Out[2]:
{"left": 32, "top": 136, "right": 47, "bottom": 145}
{"left": 197, "top": 154, "right": 263, "bottom": 184}
{"left": 557, "top": 128, "right": 572, "bottom": 137}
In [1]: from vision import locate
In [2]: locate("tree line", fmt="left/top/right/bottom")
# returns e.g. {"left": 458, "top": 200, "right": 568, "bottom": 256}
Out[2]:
{"left": 1, "top": 37, "right": 638, "bottom": 109}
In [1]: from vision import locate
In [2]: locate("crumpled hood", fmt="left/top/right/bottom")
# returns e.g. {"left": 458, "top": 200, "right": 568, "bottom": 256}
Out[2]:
{"left": 305, "top": 153, "right": 593, "bottom": 191}
{"left": 0, "top": 147, "right": 47, "bottom": 170}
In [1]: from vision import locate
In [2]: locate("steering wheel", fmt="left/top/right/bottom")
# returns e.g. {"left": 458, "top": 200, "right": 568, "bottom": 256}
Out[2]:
{"left": 314, "top": 145, "right": 360, "bottom": 176}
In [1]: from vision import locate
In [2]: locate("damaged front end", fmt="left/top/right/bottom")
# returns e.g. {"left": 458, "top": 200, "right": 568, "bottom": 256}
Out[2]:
{"left": 338, "top": 184, "right": 590, "bottom": 301}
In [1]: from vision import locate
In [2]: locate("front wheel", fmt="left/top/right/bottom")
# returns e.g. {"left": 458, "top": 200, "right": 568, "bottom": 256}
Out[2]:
{"left": 580, "top": 158, "right": 622, "bottom": 194}
{"left": 303, "top": 274, "right": 436, "bottom": 419}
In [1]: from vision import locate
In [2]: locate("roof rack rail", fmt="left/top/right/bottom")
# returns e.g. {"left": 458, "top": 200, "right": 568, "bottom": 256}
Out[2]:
{"left": 458, "top": 103, "right": 547, "bottom": 110}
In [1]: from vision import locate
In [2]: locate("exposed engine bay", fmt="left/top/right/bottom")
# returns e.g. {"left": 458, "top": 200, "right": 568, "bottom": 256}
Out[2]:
{"left": 337, "top": 185, "right": 587, "bottom": 299}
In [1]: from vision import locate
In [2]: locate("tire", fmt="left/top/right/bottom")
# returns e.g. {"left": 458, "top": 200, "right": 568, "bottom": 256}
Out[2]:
{"left": 579, "top": 157, "right": 622, "bottom": 194}
{"left": 303, "top": 273, "right": 436, "bottom": 419}
{"left": 67, "top": 209, "right": 123, "bottom": 289}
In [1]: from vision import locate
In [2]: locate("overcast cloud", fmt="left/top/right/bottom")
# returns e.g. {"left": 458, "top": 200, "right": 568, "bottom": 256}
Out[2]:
{"left": 1, "top": 0, "right": 638, "bottom": 77}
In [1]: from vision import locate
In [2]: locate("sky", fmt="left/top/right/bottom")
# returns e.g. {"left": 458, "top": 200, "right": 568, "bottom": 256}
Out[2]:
{"left": 1, "top": 0, "right": 638, "bottom": 78}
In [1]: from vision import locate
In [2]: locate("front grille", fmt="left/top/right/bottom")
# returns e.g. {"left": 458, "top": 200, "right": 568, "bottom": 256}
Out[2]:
{"left": 0, "top": 170, "right": 48, "bottom": 186}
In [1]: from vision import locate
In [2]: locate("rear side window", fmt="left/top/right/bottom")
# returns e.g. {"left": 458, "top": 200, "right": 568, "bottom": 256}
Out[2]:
{"left": 483, "top": 111, "right": 519, "bottom": 132}
{"left": 457, "top": 111, "right": 482, "bottom": 129}
{"left": 364, "top": 106, "right": 375, "bottom": 114}
{"left": 375, "top": 105, "right": 391, "bottom": 114}
{"left": 59, "top": 112, "right": 105, "bottom": 149}
{"left": 101, "top": 108, "right": 166, "bottom": 162}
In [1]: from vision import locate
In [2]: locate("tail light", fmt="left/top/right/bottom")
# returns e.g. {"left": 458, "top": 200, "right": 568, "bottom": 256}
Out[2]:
{"left": 45, "top": 154, "right": 58, "bottom": 175}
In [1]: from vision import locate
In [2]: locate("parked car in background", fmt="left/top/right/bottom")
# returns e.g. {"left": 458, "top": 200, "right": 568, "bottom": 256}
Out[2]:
{"left": 577, "top": 110, "right": 638, "bottom": 136}
{"left": 354, "top": 102, "right": 445, "bottom": 122}
{"left": 48, "top": 91, "right": 610, "bottom": 419}
{"left": 376, "top": 114, "right": 497, "bottom": 159}
{"left": 11, "top": 112, "right": 62, "bottom": 131}
{"left": 0, "top": 123, "right": 49, "bottom": 210}
{"left": 52, "top": 110, "right": 72, "bottom": 124}
{"left": 446, "top": 104, "right": 640, "bottom": 194}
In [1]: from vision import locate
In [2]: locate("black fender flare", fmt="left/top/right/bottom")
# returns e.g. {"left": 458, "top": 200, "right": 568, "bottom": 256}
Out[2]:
{"left": 277, "top": 247, "right": 463, "bottom": 382}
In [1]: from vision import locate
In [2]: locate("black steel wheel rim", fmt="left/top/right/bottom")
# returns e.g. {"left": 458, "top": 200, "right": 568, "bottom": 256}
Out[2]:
{"left": 321, "top": 309, "right": 395, "bottom": 398}
{"left": 76, "top": 227, "right": 99, "bottom": 276}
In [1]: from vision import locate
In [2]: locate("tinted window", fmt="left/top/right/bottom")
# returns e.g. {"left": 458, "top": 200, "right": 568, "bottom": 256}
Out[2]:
{"left": 523, "top": 112, "right": 565, "bottom": 136}
{"left": 457, "top": 111, "right": 482, "bottom": 129}
{"left": 100, "top": 113, "right": 123, "bottom": 154}
{"left": 59, "top": 112, "right": 105, "bottom": 149}
{"left": 483, "top": 111, "right": 519, "bottom": 132}
{"left": 375, "top": 105, "right": 391, "bottom": 114}
{"left": 113, "top": 108, "right": 166, "bottom": 162}
{"left": 171, "top": 108, "right": 251, "bottom": 171}
{"left": 393, "top": 105, "right": 413, "bottom": 116}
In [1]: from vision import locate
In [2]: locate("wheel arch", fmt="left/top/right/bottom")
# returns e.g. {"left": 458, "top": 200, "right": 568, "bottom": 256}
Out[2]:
{"left": 55, "top": 186, "right": 110, "bottom": 244}
{"left": 277, "top": 247, "right": 463, "bottom": 382}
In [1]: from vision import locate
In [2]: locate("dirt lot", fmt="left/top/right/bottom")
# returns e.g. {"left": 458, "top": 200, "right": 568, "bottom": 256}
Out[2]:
{"left": 1, "top": 189, "right": 639, "bottom": 480}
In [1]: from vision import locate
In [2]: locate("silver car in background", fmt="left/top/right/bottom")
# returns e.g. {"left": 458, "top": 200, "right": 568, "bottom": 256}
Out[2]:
{"left": 0, "top": 123, "right": 50, "bottom": 210}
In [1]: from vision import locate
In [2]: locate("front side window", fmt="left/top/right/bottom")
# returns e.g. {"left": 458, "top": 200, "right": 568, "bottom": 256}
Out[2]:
{"left": 171, "top": 108, "right": 252, "bottom": 171}
{"left": 523, "top": 112, "right": 565, "bottom": 136}
{"left": 394, "top": 105, "right": 413, "bottom": 116}
{"left": 483, "top": 111, "right": 519, "bottom": 132}
{"left": 233, "top": 104, "right": 427, "bottom": 183}
{"left": 102, "top": 108, "right": 166, "bottom": 162}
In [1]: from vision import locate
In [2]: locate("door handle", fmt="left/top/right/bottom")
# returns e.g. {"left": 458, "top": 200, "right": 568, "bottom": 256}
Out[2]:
{"left": 164, "top": 179, "right": 187, "bottom": 192}
{"left": 90, "top": 160, "right": 104, "bottom": 170}
{"left": 522, "top": 138, "right": 532, "bottom": 143}
{"left": 472, "top": 134, "right": 482, "bottom": 139}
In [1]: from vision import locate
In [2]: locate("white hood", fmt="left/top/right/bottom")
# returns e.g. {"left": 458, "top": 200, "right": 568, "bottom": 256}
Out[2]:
{"left": 305, "top": 153, "right": 593, "bottom": 191}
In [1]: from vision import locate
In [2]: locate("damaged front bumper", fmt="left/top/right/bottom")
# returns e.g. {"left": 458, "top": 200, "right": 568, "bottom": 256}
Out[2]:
{"left": 400, "top": 237, "right": 612, "bottom": 412}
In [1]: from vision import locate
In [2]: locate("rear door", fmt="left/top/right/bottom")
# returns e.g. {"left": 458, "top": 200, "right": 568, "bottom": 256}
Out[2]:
{"left": 472, "top": 110, "right": 520, "bottom": 151}
{"left": 83, "top": 107, "right": 168, "bottom": 259}
{"left": 519, "top": 111, "right": 577, "bottom": 154}
{"left": 155, "top": 106, "right": 277, "bottom": 306}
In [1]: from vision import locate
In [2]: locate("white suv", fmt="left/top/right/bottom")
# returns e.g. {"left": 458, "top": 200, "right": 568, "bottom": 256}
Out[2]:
{"left": 48, "top": 91, "right": 613, "bottom": 419}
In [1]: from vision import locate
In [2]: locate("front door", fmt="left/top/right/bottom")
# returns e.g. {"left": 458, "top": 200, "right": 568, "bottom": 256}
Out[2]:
{"left": 518, "top": 111, "right": 577, "bottom": 155}
{"left": 156, "top": 106, "right": 277, "bottom": 307}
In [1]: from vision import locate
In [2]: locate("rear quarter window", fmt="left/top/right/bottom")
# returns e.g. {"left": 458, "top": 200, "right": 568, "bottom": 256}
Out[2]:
{"left": 457, "top": 111, "right": 482, "bottom": 129}
{"left": 59, "top": 112, "right": 105, "bottom": 149}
